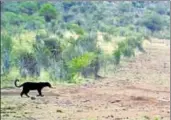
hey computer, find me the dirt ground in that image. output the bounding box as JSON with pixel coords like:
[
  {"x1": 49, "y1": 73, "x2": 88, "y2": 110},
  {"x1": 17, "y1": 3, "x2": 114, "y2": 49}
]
[{"x1": 1, "y1": 39, "x2": 170, "y2": 120}]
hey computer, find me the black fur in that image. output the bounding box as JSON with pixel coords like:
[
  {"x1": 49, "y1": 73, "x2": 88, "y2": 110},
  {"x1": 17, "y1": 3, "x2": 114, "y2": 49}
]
[{"x1": 14, "y1": 79, "x2": 52, "y2": 97}]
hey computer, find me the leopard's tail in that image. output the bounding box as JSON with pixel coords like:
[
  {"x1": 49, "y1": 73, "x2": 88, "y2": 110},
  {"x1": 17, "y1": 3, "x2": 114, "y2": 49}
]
[{"x1": 14, "y1": 79, "x2": 23, "y2": 88}]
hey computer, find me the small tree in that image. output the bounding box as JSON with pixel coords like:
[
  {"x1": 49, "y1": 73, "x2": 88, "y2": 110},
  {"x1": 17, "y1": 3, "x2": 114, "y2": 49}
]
[{"x1": 39, "y1": 3, "x2": 58, "y2": 22}]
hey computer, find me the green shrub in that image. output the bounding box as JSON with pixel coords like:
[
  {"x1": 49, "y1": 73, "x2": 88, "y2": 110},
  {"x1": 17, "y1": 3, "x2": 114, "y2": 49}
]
[
  {"x1": 19, "y1": 1, "x2": 38, "y2": 15},
  {"x1": 1, "y1": 32, "x2": 13, "y2": 73},
  {"x1": 118, "y1": 2, "x2": 132, "y2": 12},
  {"x1": 2, "y1": 12, "x2": 23, "y2": 25},
  {"x1": 154, "y1": 4, "x2": 167, "y2": 15},
  {"x1": 1, "y1": 67, "x2": 20, "y2": 88},
  {"x1": 39, "y1": 3, "x2": 58, "y2": 22},
  {"x1": 141, "y1": 12, "x2": 165, "y2": 33},
  {"x1": 68, "y1": 52, "x2": 96, "y2": 72},
  {"x1": 103, "y1": 34, "x2": 112, "y2": 42},
  {"x1": 67, "y1": 52, "x2": 96, "y2": 81},
  {"x1": 122, "y1": 45, "x2": 135, "y2": 57},
  {"x1": 3, "y1": 2, "x2": 20, "y2": 13},
  {"x1": 113, "y1": 34, "x2": 144, "y2": 65},
  {"x1": 1, "y1": 32, "x2": 12, "y2": 52},
  {"x1": 113, "y1": 49, "x2": 121, "y2": 65},
  {"x1": 39, "y1": 37, "x2": 63, "y2": 61},
  {"x1": 36, "y1": 29, "x2": 48, "y2": 40},
  {"x1": 67, "y1": 23, "x2": 85, "y2": 35}
]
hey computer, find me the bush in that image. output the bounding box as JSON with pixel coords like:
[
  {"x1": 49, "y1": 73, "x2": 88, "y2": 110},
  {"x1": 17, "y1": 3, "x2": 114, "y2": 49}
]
[
  {"x1": 1, "y1": 67, "x2": 20, "y2": 88},
  {"x1": 113, "y1": 34, "x2": 144, "y2": 65},
  {"x1": 154, "y1": 4, "x2": 167, "y2": 15},
  {"x1": 113, "y1": 49, "x2": 121, "y2": 65},
  {"x1": 3, "y1": 2, "x2": 20, "y2": 13},
  {"x1": 122, "y1": 45, "x2": 135, "y2": 57},
  {"x1": 132, "y1": 1, "x2": 144, "y2": 8},
  {"x1": 67, "y1": 52, "x2": 96, "y2": 72},
  {"x1": 141, "y1": 12, "x2": 164, "y2": 33},
  {"x1": 22, "y1": 15, "x2": 45, "y2": 30},
  {"x1": 103, "y1": 34, "x2": 112, "y2": 42},
  {"x1": 19, "y1": 1, "x2": 38, "y2": 15},
  {"x1": 1, "y1": 33, "x2": 13, "y2": 73},
  {"x1": 36, "y1": 29, "x2": 48, "y2": 40},
  {"x1": 43, "y1": 37, "x2": 62, "y2": 60},
  {"x1": 2, "y1": 12, "x2": 23, "y2": 25},
  {"x1": 39, "y1": 3, "x2": 58, "y2": 22},
  {"x1": 1, "y1": 32, "x2": 12, "y2": 52},
  {"x1": 67, "y1": 23, "x2": 85, "y2": 35},
  {"x1": 67, "y1": 52, "x2": 96, "y2": 81},
  {"x1": 19, "y1": 52, "x2": 38, "y2": 77},
  {"x1": 118, "y1": 2, "x2": 132, "y2": 13}
]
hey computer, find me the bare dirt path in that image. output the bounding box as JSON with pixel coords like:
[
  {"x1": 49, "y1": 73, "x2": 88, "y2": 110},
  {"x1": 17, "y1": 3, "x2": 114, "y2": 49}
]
[{"x1": 1, "y1": 40, "x2": 170, "y2": 120}]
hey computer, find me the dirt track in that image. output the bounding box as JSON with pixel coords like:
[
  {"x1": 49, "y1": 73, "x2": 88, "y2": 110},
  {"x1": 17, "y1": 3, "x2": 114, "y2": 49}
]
[{"x1": 1, "y1": 40, "x2": 170, "y2": 120}]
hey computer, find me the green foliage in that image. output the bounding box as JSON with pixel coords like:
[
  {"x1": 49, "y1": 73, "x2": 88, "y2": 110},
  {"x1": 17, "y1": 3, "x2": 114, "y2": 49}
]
[
  {"x1": 113, "y1": 49, "x2": 121, "y2": 65},
  {"x1": 1, "y1": 32, "x2": 12, "y2": 52},
  {"x1": 19, "y1": 51, "x2": 35, "y2": 61},
  {"x1": 117, "y1": 15, "x2": 133, "y2": 26},
  {"x1": 132, "y1": 1, "x2": 144, "y2": 8},
  {"x1": 33, "y1": 43, "x2": 50, "y2": 68},
  {"x1": 44, "y1": 37, "x2": 62, "y2": 59},
  {"x1": 39, "y1": 3, "x2": 58, "y2": 22},
  {"x1": 36, "y1": 29, "x2": 48, "y2": 39},
  {"x1": 1, "y1": 32, "x2": 13, "y2": 73},
  {"x1": 1, "y1": 67, "x2": 20, "y2": 88},
  {"x1": 68, "y1": 73, "x2": 84, "y2": 84},
  {"x1": 154, "y1": 4, "x2": 167, "y2": 15},
  {"x1": 2, "y1": 12, "x2": 23, "y2": 25},
  {"x1": 2, "y1": 2, "x2": 20, "y2": 13},
  {"x1": 116, "y1": 40, "x2": 135, "y2": 59},
  {"x1": 123, "y1": 45, "x2": 135, "y2": 57},
  {"x1": 68, "y1": 52, "x2": 96, "y2": 72},
  {"x1": 1, "y1": 1, "x2": 170, "y2": 86},
  {"x1": 19, "y1": 1, "x2": 38, "y2": 15},
  {"x1": 67, "y1": 52, "x2": 96, "y2": 81},
  {"x1": 127, "y1": 34, "x2": 145, "y2": 52},
  {"x1": 118, "y1": 2, "x2": 132, "y2": 12},
  {"x1": 21, "y1": 15, "x2": 45, "y2": 30},
  {"x1": 103, "y1": 34, "x2": 112, "y2": 42},
  {"x1": 13, "y1": 33, "x2": 35, "y2": 53},
  {"x1": 19, "y1": 52, "x2": 39, "y2": 77},
  {"x1": 38, "y1": 68, "x2": 51, "y2": 82},
  {"x1": 141, "y1": 12, "x2": 164, "y2": 33},
  {"x1": 67, "y1": 23, "x2": 84, "y2": 35},
  {"x1": 113, "y1": 34, "x2": 144, "y2": 65}
]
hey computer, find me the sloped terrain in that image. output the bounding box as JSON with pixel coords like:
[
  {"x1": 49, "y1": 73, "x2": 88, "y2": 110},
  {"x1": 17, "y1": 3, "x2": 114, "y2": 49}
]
[{"x1": 1, "y1": 39, "x2": 170, "y2": 120}]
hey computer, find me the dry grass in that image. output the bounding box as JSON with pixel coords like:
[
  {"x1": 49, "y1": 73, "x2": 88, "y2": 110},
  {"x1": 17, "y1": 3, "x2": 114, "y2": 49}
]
[{"x1": 1, "y1": 39, "x2": 170, "y2": 120}]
